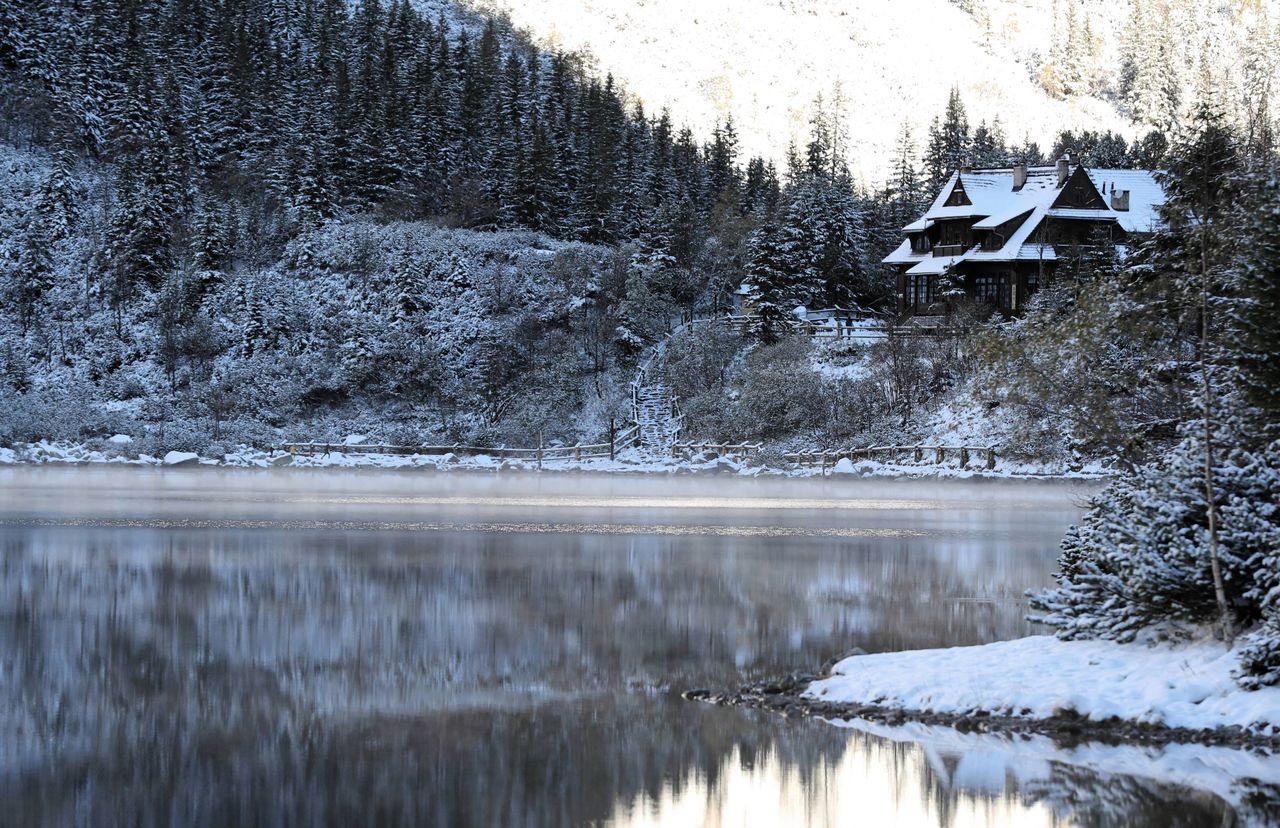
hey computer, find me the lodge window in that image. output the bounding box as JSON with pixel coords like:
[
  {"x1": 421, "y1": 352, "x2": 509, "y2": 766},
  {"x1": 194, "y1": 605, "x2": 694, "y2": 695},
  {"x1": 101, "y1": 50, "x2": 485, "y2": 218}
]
[
  {"x1": 974, "y1": 274, "x2": 1014, "y2": 309},
  {"x1": 910, "y1": 234, "x2": 931, "y2": 253},
  {"x1": 938, "y1": 222, "x2": 969, "y2": 247},
  {"x1": 974, "y1": 276, "x2": 999, "y2": 305},
  {"x1": 905, "y1": 275, "x2": 937, "y2": 309}
]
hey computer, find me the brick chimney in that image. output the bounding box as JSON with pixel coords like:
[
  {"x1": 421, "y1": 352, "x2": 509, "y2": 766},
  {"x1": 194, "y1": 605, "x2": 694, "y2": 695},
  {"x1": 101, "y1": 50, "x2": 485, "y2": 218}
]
[
  {"x1": 1056, "y1": 153, "x2": 1070, "y2": 187},
  {"x1": 1111, "y1": 189, "x2": 1130, "y2": 211},
  {"x1": 1012, "y1": 161, "x2": 1027, "y2": 191}
]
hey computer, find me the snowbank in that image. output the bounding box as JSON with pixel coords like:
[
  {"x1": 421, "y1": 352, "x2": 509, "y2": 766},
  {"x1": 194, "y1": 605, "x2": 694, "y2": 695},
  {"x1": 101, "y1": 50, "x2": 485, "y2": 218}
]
[
  {"x1": 0, "y1": 439, "x2": 1113, "y2": 480},
  {"x1": 807, "y1": 635, "x2": 1280, "y2": 736}
]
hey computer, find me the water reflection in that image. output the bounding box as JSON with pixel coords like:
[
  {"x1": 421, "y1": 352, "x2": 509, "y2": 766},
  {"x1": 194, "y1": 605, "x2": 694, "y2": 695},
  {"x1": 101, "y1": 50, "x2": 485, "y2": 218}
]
[
  {"x1": 606, "y1": 716, "x2": 1247, "y2": 828},
  {"x1": 0, "y1": 468, "x2": 1256, "y2": 826}
]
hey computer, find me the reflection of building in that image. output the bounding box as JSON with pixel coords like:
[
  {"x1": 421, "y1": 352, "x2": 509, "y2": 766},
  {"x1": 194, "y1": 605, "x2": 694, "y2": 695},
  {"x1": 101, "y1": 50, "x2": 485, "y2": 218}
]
[{"x1": 884, "y1": 156, "x2": 1165, "y2": 318}]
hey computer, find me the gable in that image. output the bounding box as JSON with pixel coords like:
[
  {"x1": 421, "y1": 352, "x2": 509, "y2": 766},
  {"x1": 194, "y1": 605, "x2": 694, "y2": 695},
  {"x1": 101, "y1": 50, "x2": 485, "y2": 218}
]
[
  {"x1": 943, "y1": 178, "x2": 972, "y2": 207},
  {"x1": 1052, "y1": 166, "x2": 1107, "y2": 210}
]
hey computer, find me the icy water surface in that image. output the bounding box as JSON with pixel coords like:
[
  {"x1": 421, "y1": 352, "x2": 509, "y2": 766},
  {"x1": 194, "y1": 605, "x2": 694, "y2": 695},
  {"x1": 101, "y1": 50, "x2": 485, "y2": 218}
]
[{"x1": 0, "y1": 466, "x2": 1265, "y2": 826}]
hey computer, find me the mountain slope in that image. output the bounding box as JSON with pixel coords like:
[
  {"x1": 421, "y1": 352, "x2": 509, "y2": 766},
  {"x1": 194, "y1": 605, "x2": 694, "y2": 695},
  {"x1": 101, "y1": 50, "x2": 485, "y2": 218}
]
[
  {"x1": 463, "y1": 0, "x2": 1280, "y2": 182},
  {"x1": 462, "y1": 0, "x2": 1131, "y2": 181}
]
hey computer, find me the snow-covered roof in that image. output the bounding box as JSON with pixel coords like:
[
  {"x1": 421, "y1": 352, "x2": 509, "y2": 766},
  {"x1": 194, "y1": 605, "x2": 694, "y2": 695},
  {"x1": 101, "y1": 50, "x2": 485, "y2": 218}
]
[
  {"x1": 889, "y1": 164, "x2": 1165, "y2": 267},
  {"x1": 1046, "y1": 207, "x2": 1119, "y2": 220},
  {"x1": 962, "y1": 203, "x2": 1046, "y2": 262},
  {"x1": 1085, "y1": 168, "x2": 1164, "y2": 233},
  {"x1": 972, "y1": 206, "x2": 1034, "y2": 230},
  {"x1": 920, "y1": 168, "x2": 1060, "y2": 224},
  {"x1": 882, "y1": 238, "x2": 929, "y2": 265},
  {"x1": 906, "y1": 256, "x2": 961, "y2": 275},
  {"x1": 1015, "y1": 243, "x2": 1057, "y2": 261}
]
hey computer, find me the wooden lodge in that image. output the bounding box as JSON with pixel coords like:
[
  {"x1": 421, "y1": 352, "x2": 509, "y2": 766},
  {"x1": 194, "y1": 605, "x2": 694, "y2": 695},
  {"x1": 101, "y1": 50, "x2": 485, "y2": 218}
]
[{"x1": 884, "y1": 155, "x2": 1165, "y2": 318}]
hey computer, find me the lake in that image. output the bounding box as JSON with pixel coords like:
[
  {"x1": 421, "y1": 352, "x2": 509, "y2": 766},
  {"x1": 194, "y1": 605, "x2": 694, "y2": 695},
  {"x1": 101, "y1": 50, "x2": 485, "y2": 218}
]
[{"x1": 0, "y1": 466, "x2": 1257, "y2": 826}]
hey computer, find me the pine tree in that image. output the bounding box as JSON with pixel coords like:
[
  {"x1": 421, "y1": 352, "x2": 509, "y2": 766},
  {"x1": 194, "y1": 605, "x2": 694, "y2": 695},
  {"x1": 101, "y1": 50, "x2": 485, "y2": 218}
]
[
  {"x1": 1124, "y1": 2, "x2": 1182, "y2": 129},
  {"x1": 891, "y1": 121, "x2": 922, "y2": 209},
  {"x1": 706, "y1": 117, "x2": 740, "y2": 198},
  {"x1": 924, "y1": 116, "x2": 947, "y2": 190},
  {"x1": 1230, "y1": 175, "x2": 1280, "y2": 444},
  {"x1": 13, "y1": 218, "x2": 55, "y2": 334},
  {"x1": 925, "y1": 88, "x2": 971, "y2": 189},
  {"x1": 743, "y1": 223, "x2": 792, "y2": 345},
  {"x1": 742, "y1": 156, "x2": 779, "y2": 218}
]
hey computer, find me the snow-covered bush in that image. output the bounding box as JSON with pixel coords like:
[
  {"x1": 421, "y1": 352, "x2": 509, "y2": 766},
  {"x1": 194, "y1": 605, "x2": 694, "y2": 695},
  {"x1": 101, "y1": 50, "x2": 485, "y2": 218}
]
[{"x1": 734, "y1": 338, "x2": 828, "y2": 441}]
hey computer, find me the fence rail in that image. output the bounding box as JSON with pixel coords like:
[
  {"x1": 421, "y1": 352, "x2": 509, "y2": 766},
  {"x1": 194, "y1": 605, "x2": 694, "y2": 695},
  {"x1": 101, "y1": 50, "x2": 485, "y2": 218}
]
[
  {"x1": 786, "y1": 444, "x2": 997, "y2": 471},
  {"x1": 670, "y1": 441, "x2": 763, "y2": 459},
  {"x1": 283, "y1": 431, "x2": 627, "y2": 464},
  {"x1": 712, "y1": 314, "x2": 888, "y2": 340}
]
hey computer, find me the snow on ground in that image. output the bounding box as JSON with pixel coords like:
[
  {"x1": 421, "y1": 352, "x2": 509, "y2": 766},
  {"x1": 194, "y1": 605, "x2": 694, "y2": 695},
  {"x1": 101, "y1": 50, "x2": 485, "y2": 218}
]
[
  {"x1": 807, "y1": 635, "x2": 1280, "y2": 735},
  {"x1": 810, "y1": 349, "x2": 872, "y2": 383},
  {"x1": 0, "y1": 440, "x2": 1113, "y2": 479}
]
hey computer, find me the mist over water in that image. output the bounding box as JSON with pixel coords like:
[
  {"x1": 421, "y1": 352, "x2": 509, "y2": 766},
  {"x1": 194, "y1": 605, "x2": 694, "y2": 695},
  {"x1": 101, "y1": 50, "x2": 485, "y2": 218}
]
[{"x1": 0, "y1": 467, "x2": 1248, "y2": 826}]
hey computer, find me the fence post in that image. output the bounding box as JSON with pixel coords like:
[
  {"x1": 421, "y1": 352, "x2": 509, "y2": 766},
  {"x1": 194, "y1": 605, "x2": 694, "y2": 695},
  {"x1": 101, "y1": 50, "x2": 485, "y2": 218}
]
[
  {"x1": 987, "y1": 447, "x2": 996, "y2": 470},
  {"x1": 936, "y1": 447, "x2": 944, "y2": 464},
  {"x1": 960, "y1": 447, "x2": 969, "y2": 468},
  {"x1": 914, "y1": 445, "x2": 922, "y2": 463},
  {"x1": 537, "y1": 431, "x2": 543, "y2": 470},
  {"x1": 609, "y1": 419, "x2": 616, "y2": 461}
]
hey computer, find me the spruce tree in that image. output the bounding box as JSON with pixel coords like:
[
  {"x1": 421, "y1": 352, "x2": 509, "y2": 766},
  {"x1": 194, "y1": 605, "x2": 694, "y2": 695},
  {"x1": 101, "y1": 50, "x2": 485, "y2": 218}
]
[
  {"x1": 743, "y1": 223, "x2": 793, "y2": 345},
  {"x1": 1231, "y1": 175, "x2": 1280, "y2": 444}
]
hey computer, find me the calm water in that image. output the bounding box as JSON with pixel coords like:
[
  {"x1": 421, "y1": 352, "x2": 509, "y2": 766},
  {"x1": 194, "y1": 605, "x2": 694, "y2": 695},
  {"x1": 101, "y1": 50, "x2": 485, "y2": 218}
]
[{"x1": 0, "y1": 466, "x2": 1266, "y2": 827}]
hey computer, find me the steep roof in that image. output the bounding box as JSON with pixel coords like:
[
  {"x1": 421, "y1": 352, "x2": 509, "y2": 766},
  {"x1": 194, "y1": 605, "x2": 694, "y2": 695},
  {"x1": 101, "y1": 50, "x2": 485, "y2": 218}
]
[
  {"x1": 918, "y1": 167, "x2": 1059, "y2": 225},
  {"x1": 1085, "y1": 168, "x2": 1164, "y2": 233},
  {"x1": 889, "y1": 163, "x2": 1165, "y2": 269}
]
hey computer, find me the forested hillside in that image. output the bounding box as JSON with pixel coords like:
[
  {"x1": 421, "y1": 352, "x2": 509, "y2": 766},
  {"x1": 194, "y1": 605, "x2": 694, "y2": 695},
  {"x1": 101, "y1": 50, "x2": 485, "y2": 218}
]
[
  {"x1": 0, "y1": 0, "x2": 914, "y2": 454},
  {"x1": 0, "y1": 0, "x2": 778, "y2": 452}
]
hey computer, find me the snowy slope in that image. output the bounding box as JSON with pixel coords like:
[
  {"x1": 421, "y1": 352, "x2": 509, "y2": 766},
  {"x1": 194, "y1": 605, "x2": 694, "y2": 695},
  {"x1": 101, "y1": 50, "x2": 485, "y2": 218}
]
[{"x1": 459, "y1": 0, "x2": 1131, "y2": 182}]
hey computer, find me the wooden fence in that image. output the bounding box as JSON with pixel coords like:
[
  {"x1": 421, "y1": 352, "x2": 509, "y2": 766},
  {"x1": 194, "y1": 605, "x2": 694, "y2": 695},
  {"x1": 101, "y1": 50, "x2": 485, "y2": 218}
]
[
  {"x1": 786, "y1": 445, "x2": 998, "y2": 471},
  {"x1": 711, "y1": 314, "x2": 887, "y2": 341},
  {"x1": 284, "y1": 421, "x2": 639, "y2": 466},
  {"x1": 670, "y1": 441, "x2": 763, "y2": 459}
]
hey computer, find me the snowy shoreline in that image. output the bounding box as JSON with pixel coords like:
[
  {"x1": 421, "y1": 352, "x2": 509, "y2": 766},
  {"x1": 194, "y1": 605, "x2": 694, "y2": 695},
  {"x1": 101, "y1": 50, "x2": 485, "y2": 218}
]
[
  {"x1": 694, "y1": 635, "x2": 1280, "y2": 749},
  {"x1": 809, "y1": 636, "x2": 1280, "y2": 738},
  {"x1": 0, "y1": 439, "x2": 1116, "y2": 481}
]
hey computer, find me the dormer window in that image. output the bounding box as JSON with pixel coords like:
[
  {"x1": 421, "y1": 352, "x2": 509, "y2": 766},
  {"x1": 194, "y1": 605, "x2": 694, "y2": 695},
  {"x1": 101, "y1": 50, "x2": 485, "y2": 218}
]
[{"x1": 943, "y1": 179, "x2": 972, "y2": 207}]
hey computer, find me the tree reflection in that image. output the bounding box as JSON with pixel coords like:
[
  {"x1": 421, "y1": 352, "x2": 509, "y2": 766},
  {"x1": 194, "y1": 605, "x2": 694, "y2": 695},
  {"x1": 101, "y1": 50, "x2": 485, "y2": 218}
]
[{"x1": 0, "y1": 513, "x2": 1245, "y2": 826}]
